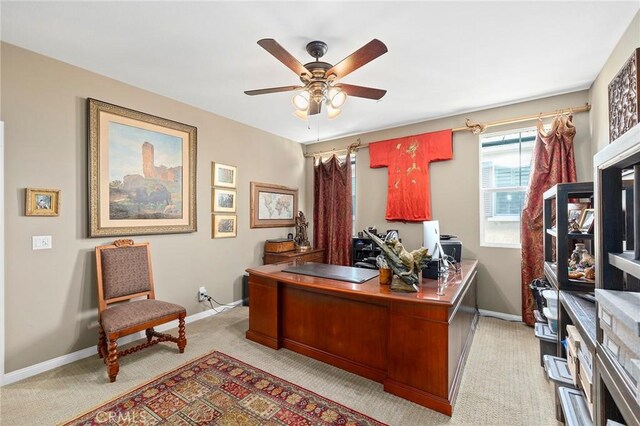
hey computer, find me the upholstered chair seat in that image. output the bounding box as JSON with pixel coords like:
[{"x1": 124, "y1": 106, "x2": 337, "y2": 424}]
[
  {"x1": 101, "y1": 300, "x2": 186, "y2": 334},
  {"x1": 95, "y1": 240, "x2": 187, "y2": 382}
]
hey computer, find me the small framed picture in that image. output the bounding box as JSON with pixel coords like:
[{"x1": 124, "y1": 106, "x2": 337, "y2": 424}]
[
  {"x1": 579, "y1": 209, "x2": 595, "y2": 233},
  {"x1": 25, "y1": 188, "x2": 60, "y2": 216},
  {"x1": 212, "y1": 162, "x2": 237, "y2": 188},
  {"x1": 568, "y1": 208, "x2": 584, "y2": 224},
  {"x1": 212, "y1": 214, "x2": 237, "y2": 238},
  {"x1": 212, "y1": 188, "x2": 236, "y2": 213}
]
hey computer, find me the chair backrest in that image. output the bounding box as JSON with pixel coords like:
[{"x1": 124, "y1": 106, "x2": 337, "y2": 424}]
[{"x1": 95, "y1": 240, "x2": 156, "y2": 313}]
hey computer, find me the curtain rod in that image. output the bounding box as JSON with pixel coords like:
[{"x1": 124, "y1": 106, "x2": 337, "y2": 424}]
[{"x1": 303, "y1": 102, "x2": 591, "y2": 158}]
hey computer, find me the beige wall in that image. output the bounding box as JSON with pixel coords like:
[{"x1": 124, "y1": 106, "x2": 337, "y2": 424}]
[
  {"x1": 589, "y1": 11, "x2": 639, "y2": 153},
  {"x1": 1, "y1": 43, "x2": 305, "y2": 372},
  {"x1": 305, "y1": 91, "x2": 592, "y2": 317}
]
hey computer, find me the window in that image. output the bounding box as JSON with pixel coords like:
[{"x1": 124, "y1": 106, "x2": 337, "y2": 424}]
[{"x1": 480, "y1": 128, "x2": 535, "y2": 247}]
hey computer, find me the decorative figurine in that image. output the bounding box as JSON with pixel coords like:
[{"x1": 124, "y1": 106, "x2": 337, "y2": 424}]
[
  {"x1": 363, "y1": 229, "x2": 431, "y2": 292},
  {"x1": 294, "y1": 211, "x2": 311, "y2": 250},
  {"x1": 568, "y1": 219, "x2": 581, "y2": 233}
]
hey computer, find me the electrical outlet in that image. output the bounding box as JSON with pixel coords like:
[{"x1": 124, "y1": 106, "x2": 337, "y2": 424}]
[
  {"x1": 32, "y1": 235, "x2": 52, "y2": 250},
  {"x1": 198, "y1": 286, "x2": 208, "y2": 302}
]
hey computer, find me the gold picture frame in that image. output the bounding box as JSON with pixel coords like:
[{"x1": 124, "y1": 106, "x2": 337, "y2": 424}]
[
  {"x1": 212, "y1": 162, "x2": 237, "y2": 188},
  {"x1": 212, "y1": 214, "x2": 237, "y2": 238},
  {"x1": 88, "y1": 98, "x2": 197, "y2": 237},
  {"x1": 250, "y1": 182, "x2": 297, "y2": 228},
  {"x1": 212, "y1": 188, "x2": 236, "y2": 213},
  {"x1": 25, "y1": 188, "x2": 60, "y2": 216}
]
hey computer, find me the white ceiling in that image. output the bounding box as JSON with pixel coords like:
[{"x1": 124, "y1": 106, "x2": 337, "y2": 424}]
[{"x1": 1, "y1": 1, "x2": 638, "y2": 144}]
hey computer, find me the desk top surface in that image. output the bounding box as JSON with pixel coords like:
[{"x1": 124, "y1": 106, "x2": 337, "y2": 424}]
[{"x1": 247, "y1": 259, "x2": 478, "y2": 307}]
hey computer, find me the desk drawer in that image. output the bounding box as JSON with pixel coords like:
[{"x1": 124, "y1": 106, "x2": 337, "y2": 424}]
[{"x1": 296, "y1": 251, "x2": 324, "y2": 263}]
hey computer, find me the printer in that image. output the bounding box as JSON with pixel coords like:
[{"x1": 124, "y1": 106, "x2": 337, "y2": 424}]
[{"x1": 440, "y1": 238, "x2": 462, "y2": 262}]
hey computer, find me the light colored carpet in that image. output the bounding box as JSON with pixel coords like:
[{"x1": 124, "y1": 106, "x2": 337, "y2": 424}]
[{"x1": 0, "y1": 307, "x2": 558, "y2": 425}]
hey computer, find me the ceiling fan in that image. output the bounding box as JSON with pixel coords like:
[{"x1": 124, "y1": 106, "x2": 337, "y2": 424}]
[{"x1": 245, "y1": 38, "x2": 388, "y2": 120}]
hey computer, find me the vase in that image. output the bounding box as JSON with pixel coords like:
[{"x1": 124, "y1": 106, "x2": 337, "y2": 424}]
[{"x1": 571, "y1": 243, "x2": 588, "y2": 265}]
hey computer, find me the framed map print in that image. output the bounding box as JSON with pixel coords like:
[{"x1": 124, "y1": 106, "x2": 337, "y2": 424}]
[{"x1": 250, "y1": 182, "x2": 297, "y2": 228}]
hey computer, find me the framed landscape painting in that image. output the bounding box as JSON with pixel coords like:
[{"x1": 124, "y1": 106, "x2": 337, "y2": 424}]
[
  {"x1": 250, "y1": 182, "x2": 297, "y2": 228},
  {"x1": 88, "y1": 98, "x2": 197, "y2": 237}
]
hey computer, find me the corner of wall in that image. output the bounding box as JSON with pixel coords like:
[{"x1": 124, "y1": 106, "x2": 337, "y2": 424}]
[{"x1": 0, "y1": 121, "x2": 5, "y2": 384}]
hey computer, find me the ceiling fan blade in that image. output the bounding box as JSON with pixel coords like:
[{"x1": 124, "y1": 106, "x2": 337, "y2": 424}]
[
  {"x1": 244, "y1": 85, "x2": 303, "y2": 96},
  {"x1": 257, "y1": 39, "x2": 311, "y2": 78},
  {"x1": 309, "y1": 99, "x2": 321, "y2": 115},
  {"x1": 324, "y1": 39, "x2": 388, "y2": 79},
  {"x1": 336, "y1": 83, "x2": 387, "y2": 100}
]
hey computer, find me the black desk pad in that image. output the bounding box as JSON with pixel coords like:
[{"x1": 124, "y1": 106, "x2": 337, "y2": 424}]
[{"x1": 283, "y1": 263, "x2": 379, "y2": 284}]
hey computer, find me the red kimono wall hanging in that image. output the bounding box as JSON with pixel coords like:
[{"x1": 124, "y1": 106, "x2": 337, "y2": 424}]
[{"x1": 369, "y1": 129, "x2": 453, "y2": 221}]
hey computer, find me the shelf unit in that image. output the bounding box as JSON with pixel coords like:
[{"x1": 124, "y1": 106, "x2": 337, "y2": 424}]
[
  {"x1": 593, "y1": 123, "x2": 640, "y2": 426},
  {"x1": 543, "y1": 182, "x2": 597, "y2": 424},
  {"x1": 352, "y1": 236, "x2": 382, "y2": 266},
  {"x1": 543, "y1": 182, "x2": 595, "y2": 293}
]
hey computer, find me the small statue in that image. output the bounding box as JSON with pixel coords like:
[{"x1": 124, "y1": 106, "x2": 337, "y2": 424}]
[
  {"x1": 294, "y1": 211, "x2": 310, "y2": 250},
  {"x1": 363, "y1": 229, "x2": 431, "y2": 292},
  {"x1": 568, "y1": 219, "x2": 581, "y2": 233}
]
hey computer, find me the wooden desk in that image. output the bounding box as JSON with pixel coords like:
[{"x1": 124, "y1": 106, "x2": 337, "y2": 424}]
[
  {"x1": 246, "y1": 260, "x2": 479, "y2": 416},
  {"x1": 263, "y1": 248, "x2": 325, "y2": 265}
]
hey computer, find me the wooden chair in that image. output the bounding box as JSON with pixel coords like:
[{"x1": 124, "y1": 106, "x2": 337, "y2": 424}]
[{"x1": 95, "y1": 239, "x2": 186, "y2": 382}]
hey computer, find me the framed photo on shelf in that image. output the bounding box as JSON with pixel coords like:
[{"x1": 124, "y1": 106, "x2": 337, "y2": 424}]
[
  {"x1": 567, "y1": 202, "x2": 589, "y2": 232},
  {"x1": 212, "y1": 162, "x2": 237, "y2": 188},
  {"x1": 250, "y1": 182, "x2": 297, "y2": 228},
  {"x1": 212, "y1": 214, "x2": 237, "y2": 238},
  {"x1": 88, "y1": 98, "x2": 197, "y2": 237},
  {"x1": 212, "y1": 188, "x2": 236, "y2": 213},
  {"x1": 25, "y1": 188, "x2": 60, "y2": 216},
  {"x1": 579, "y1": 208, "x2": 595, "y2": 233}
]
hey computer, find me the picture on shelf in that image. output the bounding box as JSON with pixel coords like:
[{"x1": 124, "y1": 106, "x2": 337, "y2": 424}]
[
  {"x1": 568, "y1": 208, "x2": 583, "y2": 224},
  {"x1": 579, "y1": 208, "x2": 595, "y2": 233},
  {"x1": 567, "y1": 202, "x2": 589, "y2": 232}
]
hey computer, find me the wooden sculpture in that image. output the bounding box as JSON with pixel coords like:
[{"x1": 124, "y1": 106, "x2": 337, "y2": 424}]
[{"x1": 363, "y1": 229, "x2": 431, "y2": 292}]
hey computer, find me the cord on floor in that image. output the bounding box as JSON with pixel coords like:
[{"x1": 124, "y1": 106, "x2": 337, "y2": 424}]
[{"x1": 204, "y1": 295, "x2": 236, "y2": 314}]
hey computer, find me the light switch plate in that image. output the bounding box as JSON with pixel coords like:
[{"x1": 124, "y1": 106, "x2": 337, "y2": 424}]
[{"x1": 32, "y1": 235, "x2": 52, "y2": 250}]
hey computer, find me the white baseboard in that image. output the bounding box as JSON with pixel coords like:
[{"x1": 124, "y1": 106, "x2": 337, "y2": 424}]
[
  {"x1": 1, "y1": 301, "x2": 242, "y2": 386},
  {"x1": 479, "y1": 309, "x2": 522, "y2": 322}
]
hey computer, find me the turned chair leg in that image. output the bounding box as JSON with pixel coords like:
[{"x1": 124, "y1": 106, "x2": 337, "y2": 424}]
[
  {"x1": 98, "y1": 326, "x2": 106, "y2": 359},
  {"x1": 106, "y1": 337, "x2": 119, "y2": 383},
  {"x1": 178, "y1": 314, "x2": 187, "y2": 353},
  {"x1": 145, "y1": 328, "x2": 154, "y2": 343}
]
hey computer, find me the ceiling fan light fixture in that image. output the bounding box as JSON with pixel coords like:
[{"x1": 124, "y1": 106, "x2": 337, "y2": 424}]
[
  {"x1": 292, "y1": 90, "x2": 310, "y2": 111},
  {"x1": 293, "y1": 109, "x2": 308, "y2": 121},
  {"x1": 326, "y1": 104, "x2": 342, "y2": 120},
  {"x1": 327, "y1": 87, "x2": 347, "y2": 109}
]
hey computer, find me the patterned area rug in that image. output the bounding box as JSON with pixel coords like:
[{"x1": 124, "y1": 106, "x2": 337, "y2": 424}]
[{"x1": 64, "y1": 351, "x2": 385, "y2": 425}]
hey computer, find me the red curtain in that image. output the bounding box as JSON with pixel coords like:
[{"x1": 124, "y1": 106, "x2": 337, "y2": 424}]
[
  {"x1": 313, "y1": 154, "x2": 352, "y2": 265},
  {"x1": 521, "y1": 115, "x2": 577, "y2": 325}
]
